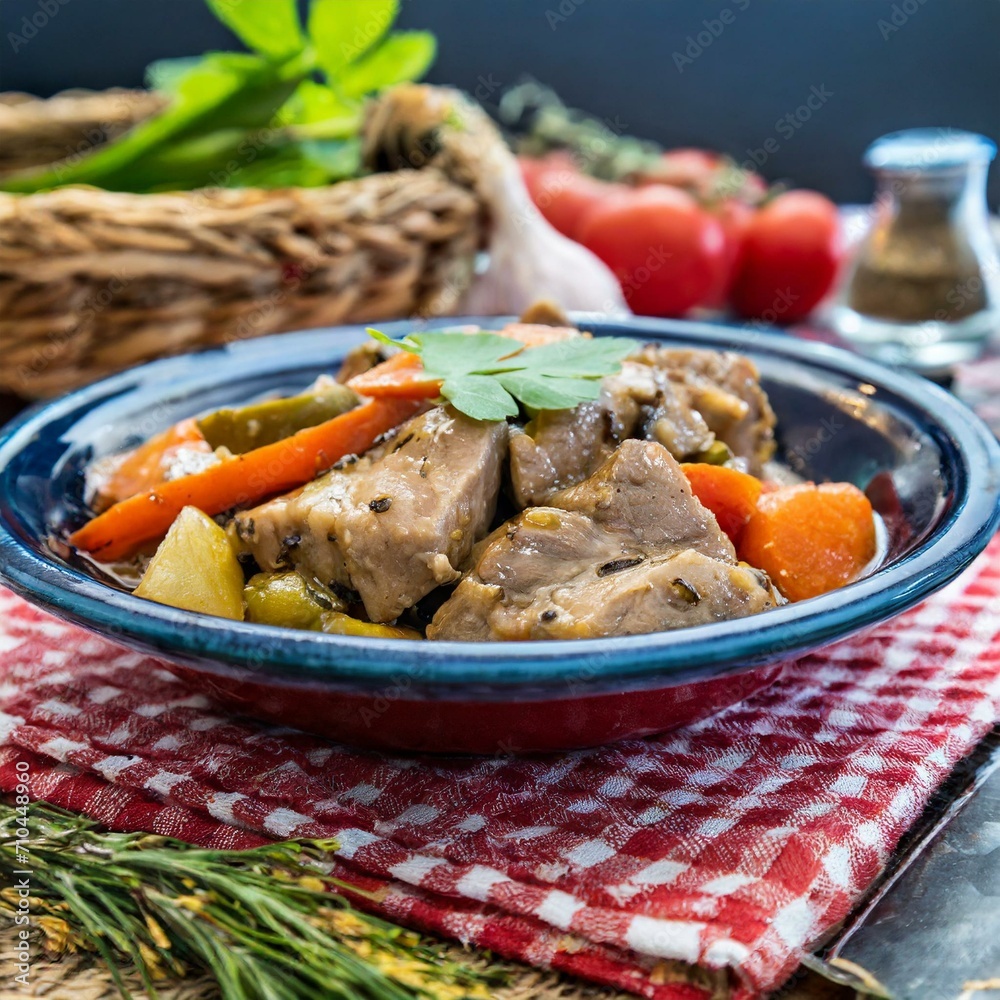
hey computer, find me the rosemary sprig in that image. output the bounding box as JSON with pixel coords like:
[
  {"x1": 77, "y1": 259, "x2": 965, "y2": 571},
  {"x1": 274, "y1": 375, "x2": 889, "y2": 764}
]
[{"x1": 0, "y1": 800, "x2": 502, "y2": 1000}]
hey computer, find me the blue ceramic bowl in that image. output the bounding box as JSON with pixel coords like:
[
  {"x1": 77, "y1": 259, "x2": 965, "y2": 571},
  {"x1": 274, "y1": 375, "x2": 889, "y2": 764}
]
[{"x1": 1, "y1": 317, "x2": 998, "y2": 753}]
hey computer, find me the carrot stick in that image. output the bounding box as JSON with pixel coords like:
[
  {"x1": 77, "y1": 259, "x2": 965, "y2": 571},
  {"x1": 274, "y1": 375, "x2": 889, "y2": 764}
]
[
  {"x1": 70, "y1": 396, "x2": 422, "y2": 562},
  {"x1": 346, "y1": 324, "x2": 578, "y2": 400},
  {"x1": 95, "y1": 417, "x2": 209, "y2": 511},
  {"x1": 347, "y1": 352, "x2": 442, "y2": 400}
]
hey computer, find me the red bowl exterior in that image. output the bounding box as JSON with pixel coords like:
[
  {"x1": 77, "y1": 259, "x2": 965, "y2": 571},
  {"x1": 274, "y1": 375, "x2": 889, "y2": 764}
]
[
  {"x1": 166, "y1": 663, "x2": 785, "y2": 754},
  {"x1": 5, "y1": 316, "x2": 999, "y2": 756}
]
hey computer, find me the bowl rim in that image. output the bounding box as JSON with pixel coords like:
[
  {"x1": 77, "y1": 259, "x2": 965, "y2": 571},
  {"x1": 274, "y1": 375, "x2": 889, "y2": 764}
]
[{"x1": 1, "y1": 314, "x2": 998, "y2": 692}]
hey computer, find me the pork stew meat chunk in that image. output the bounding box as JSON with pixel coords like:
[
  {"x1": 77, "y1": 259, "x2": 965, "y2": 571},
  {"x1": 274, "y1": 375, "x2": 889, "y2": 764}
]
[
  {"x1": 428, "y1": 439, "x2": 778, "y2": 641},
  {"x1": 509, "y1": 347, "x2": 776, "y2": 507},
  {"x1": 236, "y1": 407, "x2": 508, "y2": 623}
]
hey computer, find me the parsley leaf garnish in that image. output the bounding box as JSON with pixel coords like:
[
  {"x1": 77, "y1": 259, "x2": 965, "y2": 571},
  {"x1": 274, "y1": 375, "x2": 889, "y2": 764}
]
[{"x1": 366, "y1": 328, "x2": 638, "y2": 421}]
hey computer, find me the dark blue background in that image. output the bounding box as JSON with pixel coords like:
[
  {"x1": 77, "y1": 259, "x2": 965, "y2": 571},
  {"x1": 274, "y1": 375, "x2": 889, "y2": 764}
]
[{"x1": 2, "y1": 0, "x2": 997, "y2": 205}]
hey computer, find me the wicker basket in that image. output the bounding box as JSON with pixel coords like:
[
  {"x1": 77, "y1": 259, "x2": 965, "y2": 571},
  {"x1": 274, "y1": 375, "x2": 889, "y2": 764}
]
[{"x1": 0, "y1": 85, "x2": 494, "y2": 398}]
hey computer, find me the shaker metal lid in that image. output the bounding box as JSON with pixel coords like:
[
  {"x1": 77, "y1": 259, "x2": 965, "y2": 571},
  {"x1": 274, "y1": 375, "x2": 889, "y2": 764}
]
[{"x1": 864, "y1": 128, "x2": 997, "y2": 172}]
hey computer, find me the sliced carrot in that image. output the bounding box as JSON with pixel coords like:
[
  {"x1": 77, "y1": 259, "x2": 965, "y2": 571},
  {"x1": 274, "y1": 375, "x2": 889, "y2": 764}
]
[
  {"x1": 738, "y1": 482, "x2": 876, "y2": 602},
  {"x1": 95, "y1": 418, "x2": 209, "y2": 511},
  {"x1": 70, "y1": 396, "x2": 423, "y2": 563},
  {"x1": 347, "y1": 351, "x2": 442, "y2": 400},
  {"x1": 681, "y1": 463, "x2": 763, "y2": 545},
  {"x1": 497, "y1": 323, "x2": 581, "y2": 347}
]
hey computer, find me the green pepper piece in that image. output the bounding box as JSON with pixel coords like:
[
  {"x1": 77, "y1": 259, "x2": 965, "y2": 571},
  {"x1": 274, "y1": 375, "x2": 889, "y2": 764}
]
[
  {"x1": 198, "y1": 383, "x2": 358, "y2": 454},
  {"x1": 244, "y1": 572, "x2": 421, "y2": 638},
  {"x1": 319, "y1": 611, "x2": 422, "y2": 640},
  {"x1": 243, "y1": 571, "x2": 343, "y2": 630},
  {"x1": 690, "y1": 439, "x2": 734, "y2": 466}
]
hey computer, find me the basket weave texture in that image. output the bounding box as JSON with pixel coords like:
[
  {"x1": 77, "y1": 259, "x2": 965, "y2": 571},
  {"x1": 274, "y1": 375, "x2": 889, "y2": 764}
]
[
  {"x1": 0, "y1": 86, "x2": 488, "y2": 398},
  {"x1": 0, "y1": 88, "x2": 166, "y2": 175}
]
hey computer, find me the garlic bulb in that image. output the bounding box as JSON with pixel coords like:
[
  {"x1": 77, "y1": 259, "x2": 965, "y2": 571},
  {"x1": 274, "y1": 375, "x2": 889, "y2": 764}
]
[
  {"x1": 363, "y1": 85, "x2": 629, "y2": 319},
  {"x1": 460, "y1": 151, "x2": 629, "y2": 317}
]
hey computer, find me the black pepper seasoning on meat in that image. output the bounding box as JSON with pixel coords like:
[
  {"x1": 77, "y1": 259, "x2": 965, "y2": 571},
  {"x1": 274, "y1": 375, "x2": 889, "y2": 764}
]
[
  {"x1": 369, "y1": 496, "x2": 392, "y2": 513},
  {"x1": 596, "y1": 555, "x2": 645, "y2": 577},
  {"x1": 671, "y1": 578, "x2": 701, "y2": 604}
]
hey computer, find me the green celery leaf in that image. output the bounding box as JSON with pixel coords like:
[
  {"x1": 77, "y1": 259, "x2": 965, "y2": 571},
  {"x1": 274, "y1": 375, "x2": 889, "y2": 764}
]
[
  {"x1": 497, "y1": 372, "x2": 603, "y2": 411},
  {"x1": 366, "y1": 328, "x2": 420, "y2": 354},
  {"x1": 519, "y1": 336, "x2": 640, "y2": 376},
  {"x1": 145, "y1": 56, "x2": 201, "y2": 95},
  {"x1": 440, "y1": 376, "x2": 519, "y2": 422},
  {"x1": 284, "y1": 79, "x2": 357, "y2": 125},
  {"x1": 0, "y1": 50, "x2": 310, "y2": 193},
  {"x1": 365, "y1": 330, "x2": 631, "y2": 419},
  {"x1": 308, "y1": 0, "x2": 398, "y2": 81},
  {"x1": 298, "y1": 138, "x2": 362, "y2": 182},
  {"x1": 206, "y1": 0, "x2": 305, "y2": 59},
  {"x1": 339, "y1": 31, "x2": 437, "y2": 98},
  {"x1": 414, "y1": 332, "x2": 526, "y2": 379},
  {"x1": 168, "y1": 51, "x2": 308, "y2": 138},
  {"x1": 100, "y1": 128, "x2": 256, "y2": 192},
  {"x1": 209, "y1": 139, "x2": 326, "y2": 189}
]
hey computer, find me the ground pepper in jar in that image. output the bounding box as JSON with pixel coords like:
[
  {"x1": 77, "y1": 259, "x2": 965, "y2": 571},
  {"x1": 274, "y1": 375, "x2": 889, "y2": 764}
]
[{"x1": 835, "y1": 129, "x2": 1000, "y2": 371}]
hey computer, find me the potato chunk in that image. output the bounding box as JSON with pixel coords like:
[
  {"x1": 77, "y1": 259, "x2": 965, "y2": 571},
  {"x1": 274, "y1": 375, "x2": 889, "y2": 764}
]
[{"x1": 134, "y1": 506, "x2": 244, "y2": 620}]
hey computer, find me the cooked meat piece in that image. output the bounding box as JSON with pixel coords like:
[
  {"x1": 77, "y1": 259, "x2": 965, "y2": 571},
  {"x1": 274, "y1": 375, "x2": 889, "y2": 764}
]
[
  {"x1": 508, "y1": 346, "x2": 776, "y2": 507},
  {"x1": 236, "y1": 407, "x2": 508, "y2": 623},
  {"x1": 508, "y1": 360, "x2": 657, "y2": 507},
  {"x1": 518, "y1": 299, "x2": 571, "y2": 326},
  {"x1": 429, "y1": 440, "x2": 778, "y2": 641},
  {"x1": 335, "y1": 341, "x2": 394, "y2": 383},
  {"x1": 631, "y1": 346, "x2": 776, "y2": 470},
  {"x1": 613, "y1": 359, "x2": 715, "y2": 460},
  {"x1": 510, "y1": 402, "x2": 612, "y2": 507},
  {"x1": 551, "y1": 440, "x2": 735, "y2": 562}
]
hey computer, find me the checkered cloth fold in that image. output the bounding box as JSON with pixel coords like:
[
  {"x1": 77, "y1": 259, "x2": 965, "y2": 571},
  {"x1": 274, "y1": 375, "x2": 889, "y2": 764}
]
[{"x1": 2, "y1": 537, "x2": 999, "y2": 998}]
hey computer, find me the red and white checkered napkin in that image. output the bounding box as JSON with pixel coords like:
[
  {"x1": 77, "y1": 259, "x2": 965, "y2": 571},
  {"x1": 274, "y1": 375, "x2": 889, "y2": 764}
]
[{"x1": 2, "y1": 538, "x2": 1000, "y2": 999}]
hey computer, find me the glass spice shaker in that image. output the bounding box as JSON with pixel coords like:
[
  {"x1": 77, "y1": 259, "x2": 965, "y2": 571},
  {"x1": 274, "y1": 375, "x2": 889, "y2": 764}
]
[{"x1": 833, "y1": 128, "x2": 999, "y2": 373}]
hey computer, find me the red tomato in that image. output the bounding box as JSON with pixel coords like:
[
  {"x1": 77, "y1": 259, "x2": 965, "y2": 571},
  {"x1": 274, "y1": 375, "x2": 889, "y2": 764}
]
[
  {"x1": 517, "y1": 154, "x2": 554, "y2": 191},
  {"x1": 577, "y1": 187, "x2": 727, "y2": 317},
  {"x1": 637, "y1": 149, "x2": 768, "y2": 204},
  {"x1": 729, "y1": 190, "x2": 842, "y2": 323},
  {"x1": 705, "y1": 198, "x2": 754, "y2": 308},
  {"x1": 519, "y1": 153, "x2": 623, "y2": 240},
  {"x1": 658, "y1": 148, "x2": 723, "y2": 189}
]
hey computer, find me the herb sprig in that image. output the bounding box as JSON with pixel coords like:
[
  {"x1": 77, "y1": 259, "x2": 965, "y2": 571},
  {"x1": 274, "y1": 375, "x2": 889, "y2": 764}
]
[
  {"x1": 0, "y1": 0, "x2": 436, "y2": 194},
  {"x1": 368, "y1": 328, "x2": 638, "y2": 421},
  {"x1": 0, "y1": 799, "x2": 502, "y2": 1000}
]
